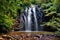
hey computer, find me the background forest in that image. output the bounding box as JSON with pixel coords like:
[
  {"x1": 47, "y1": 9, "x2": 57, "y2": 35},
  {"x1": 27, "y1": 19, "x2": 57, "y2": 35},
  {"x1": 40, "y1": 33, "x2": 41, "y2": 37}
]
[{"x1": 0, "y1": 0, "x2": 60, "y2": 36}]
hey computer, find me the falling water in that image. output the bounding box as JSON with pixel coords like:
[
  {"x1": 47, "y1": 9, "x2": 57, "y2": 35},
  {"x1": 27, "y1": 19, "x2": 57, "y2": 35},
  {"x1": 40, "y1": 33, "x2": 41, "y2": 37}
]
[
  {"x1": 16, "y1": 4, "x2": 45, "y2": 32},
  {"x1": 25, "y1": 7, "x2": 32, "y2": 31},
  {"x1": 32, "y1": 5, "x2": 38, "y2": 31}
]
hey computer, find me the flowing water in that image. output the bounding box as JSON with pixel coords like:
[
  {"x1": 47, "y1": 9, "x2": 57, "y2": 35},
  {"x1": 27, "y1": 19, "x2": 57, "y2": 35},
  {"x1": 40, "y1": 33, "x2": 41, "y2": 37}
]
[
  {"x1": 25, "y1": 7, "x2": 32, "y2": 31},
  {"x1": 32, "y1": 5, "x2": 38, "y2": 31},
  {"x1": 19, "y1": 4, "x2": 44, "y2": 32}
]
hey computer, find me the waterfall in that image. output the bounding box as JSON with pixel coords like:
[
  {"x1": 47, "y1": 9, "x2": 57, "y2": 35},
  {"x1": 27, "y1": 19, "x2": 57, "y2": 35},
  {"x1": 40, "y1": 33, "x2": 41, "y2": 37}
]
[
  {"x1": 15, "y1": 4, "x2": 45, "y2": 32},
  {"x1": 25, "y1": 7, "x2": 32, "y2": 31},
  {"x1": 31, "y1": 5, "x2": 38, "y2": 31}
]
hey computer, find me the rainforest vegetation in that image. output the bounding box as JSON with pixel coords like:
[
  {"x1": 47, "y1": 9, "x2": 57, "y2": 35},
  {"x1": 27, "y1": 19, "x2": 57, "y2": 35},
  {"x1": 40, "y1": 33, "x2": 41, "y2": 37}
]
[{"x1": 0, "y1": 0, "x2": 60, "y2": 36}]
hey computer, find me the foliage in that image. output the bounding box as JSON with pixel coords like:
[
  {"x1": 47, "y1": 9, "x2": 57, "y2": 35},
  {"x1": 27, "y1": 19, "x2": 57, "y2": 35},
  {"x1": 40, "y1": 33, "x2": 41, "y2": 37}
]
[
  {"x1": 53, "y1": 0, "x2": 60, "y2": 13},
  {"x1": 0, "y1": 0, "x2": 17, "y2": 33},
  {"x1": 0, "y1": 14, "x2": 14, "y2": 33},
  {"x1": 40, "y1": 0, "x2": 60, "y2": 32},
  {"x1": 56, "y1": 29, "x2": 60, "y2": 36}
]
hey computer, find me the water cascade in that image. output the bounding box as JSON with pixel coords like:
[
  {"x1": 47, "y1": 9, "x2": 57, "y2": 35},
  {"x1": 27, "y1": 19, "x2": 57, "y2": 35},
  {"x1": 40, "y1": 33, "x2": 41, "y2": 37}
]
[
  {"x1": 32, "y1": 5, "x2": 38, "y2": 31},
  {"x1": 25, "y1": 7, "x2": 32, "y2": 31},
  {"x1": 15, "y1": 4, "x2": 45, "y2": 32}
]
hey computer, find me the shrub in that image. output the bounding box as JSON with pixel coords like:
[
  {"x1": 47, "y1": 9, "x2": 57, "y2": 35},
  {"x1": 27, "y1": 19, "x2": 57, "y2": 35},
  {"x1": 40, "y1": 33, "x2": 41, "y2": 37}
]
[{"x1": 0, "y1": 14, "x2": 14, "y2": 33}]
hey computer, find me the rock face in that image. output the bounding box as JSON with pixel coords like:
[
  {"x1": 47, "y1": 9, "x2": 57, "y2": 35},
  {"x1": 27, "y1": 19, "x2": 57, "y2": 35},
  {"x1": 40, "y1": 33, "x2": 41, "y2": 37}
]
[
  {"x1": 13, "y1": 16, "x2": 20, "y2": 31},
  {"x1": 1, "y1": 32, "x2": 60, "y2": 40}
]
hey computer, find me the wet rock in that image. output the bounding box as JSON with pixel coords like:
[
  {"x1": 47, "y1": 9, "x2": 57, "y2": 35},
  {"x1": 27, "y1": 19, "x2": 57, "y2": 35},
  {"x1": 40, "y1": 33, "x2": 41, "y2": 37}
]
[
  {"x1": 2, "y1": 35, "x2": 13, "y2": 40},
  {"x1": 0, "y1": 33, "x2": 60, "y2": 40}
]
